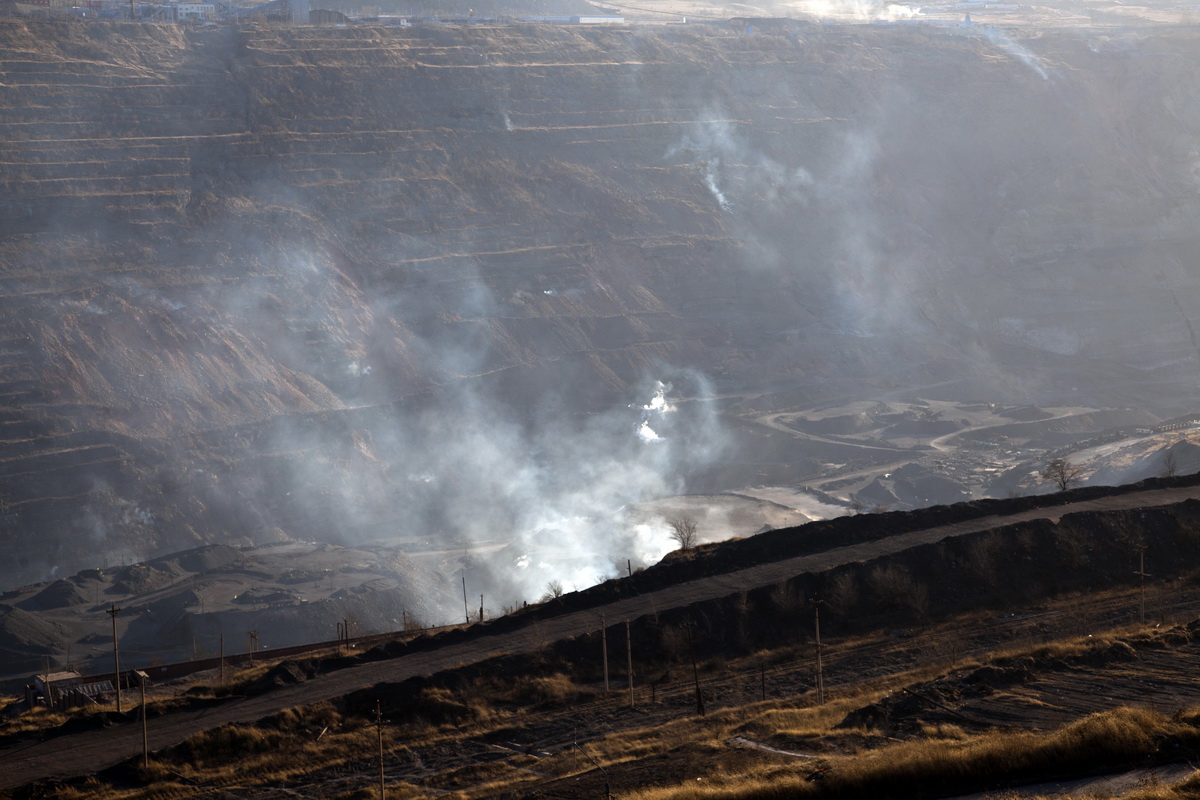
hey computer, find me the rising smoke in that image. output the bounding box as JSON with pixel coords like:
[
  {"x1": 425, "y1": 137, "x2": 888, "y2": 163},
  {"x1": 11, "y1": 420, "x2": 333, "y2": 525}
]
[
  {"x1": 135, "y1": 216, "x2": 733, "y2": 617},
  {"x1": 250, "y1": 363, "x2": 728, "y2": 615}
]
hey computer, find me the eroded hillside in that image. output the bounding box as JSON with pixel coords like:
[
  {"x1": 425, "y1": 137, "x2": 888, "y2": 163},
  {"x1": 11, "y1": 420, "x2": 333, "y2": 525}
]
[{"x1": 4, "y1": 19, "x2": 1200, "y2": 596}]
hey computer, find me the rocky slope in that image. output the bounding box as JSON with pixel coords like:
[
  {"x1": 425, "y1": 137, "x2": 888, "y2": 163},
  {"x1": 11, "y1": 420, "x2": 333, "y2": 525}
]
[{"x1": 4, "y1": 19, "x2": 1200, "y2": 593}]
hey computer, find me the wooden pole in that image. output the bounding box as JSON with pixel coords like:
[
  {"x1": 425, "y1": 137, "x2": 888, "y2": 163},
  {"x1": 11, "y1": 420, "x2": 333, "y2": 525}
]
[
  {"x1": 140, "y1": 673, "x2": 148, "y2": 768},
  {"x1": 107, "y1": 603, "x2": 121, "y2": 713},
  {"x1": 376, "y1": 701, "x2": 386, "y2": 800},
  {"x1": 815, "y1": 605, "x2": 825, "y2": 706},
  {"x1": 1136, "y1": 543, "x2": 1149, "y2": 626},
  {"x1": 601, "y1": 615, "x2": 609, "y2": 694},
  {"x1": 687, "y1": 622, "x2": 705, "y2": 716},
  {"x1": 462, "y1": 574, "x2": 469, "y2": 624},
  {"x1": 626, "y1": 619, "x2": 634, "y2": 708},
  {"x1": 1140, "y1": 546, "x2": 1146, "y2": 625}
]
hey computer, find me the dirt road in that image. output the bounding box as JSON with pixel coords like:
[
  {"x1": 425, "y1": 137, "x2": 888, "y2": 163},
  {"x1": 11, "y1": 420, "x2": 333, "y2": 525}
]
[{"x1": 6, "y1": 484, "x2": 1200, "y2": 791}]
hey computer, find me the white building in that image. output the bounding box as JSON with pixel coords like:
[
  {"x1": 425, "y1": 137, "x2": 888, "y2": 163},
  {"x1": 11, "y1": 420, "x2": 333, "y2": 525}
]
[
  {"x1": 523, "y1": 14, "x2": 624, "y2": 23},
  {"x1": 171, "y1": 1, "x2": 215, "y2": 19}
]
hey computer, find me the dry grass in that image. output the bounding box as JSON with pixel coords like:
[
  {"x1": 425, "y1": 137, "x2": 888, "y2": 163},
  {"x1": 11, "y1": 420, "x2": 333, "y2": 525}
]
[
  {"x1": 0, "y1": 704, "x2": 72, "y2": 738},
  {"x1": 621, "y1": 706, "x2": 1200, "y2": 800},
  {"x1": 1123, "y1": 770, "x2": 1200, "y2": 800},
  {"x1": 19, "y1": 582, "x2": 1200, "y2": 800}
]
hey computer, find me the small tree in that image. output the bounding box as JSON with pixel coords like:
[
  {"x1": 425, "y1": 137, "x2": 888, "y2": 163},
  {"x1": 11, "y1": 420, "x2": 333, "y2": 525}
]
[
  {"x1": 826, "y1": 571, "x2": 859, "y2": 615},
  {"x1": 1042, "y1": 458, "x2": 1085, "y2": 492},
  {"x1": 1161, "y1": 448, "x2": 1179, "y2": 479},
  {"x1": 540, "y1": 580, "x2": 564, "y2": 603},
  {"x1": 668, "y1": 515, "x2": 700, "y2": 550}
]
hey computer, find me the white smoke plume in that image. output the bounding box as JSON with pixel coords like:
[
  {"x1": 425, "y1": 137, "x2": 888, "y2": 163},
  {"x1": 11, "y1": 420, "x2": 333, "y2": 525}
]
[
  {"x1": 983, "y1": 28, "x2": 1050, "y2": 81},
  {"x1": 671, "y1": 110, "x2": 929, "y2": 339}
]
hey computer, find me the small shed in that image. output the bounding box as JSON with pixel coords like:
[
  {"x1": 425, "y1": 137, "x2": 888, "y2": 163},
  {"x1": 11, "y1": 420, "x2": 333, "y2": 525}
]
[{"x1": 28, "y1": 671, "x2": 116, "y2": 710}]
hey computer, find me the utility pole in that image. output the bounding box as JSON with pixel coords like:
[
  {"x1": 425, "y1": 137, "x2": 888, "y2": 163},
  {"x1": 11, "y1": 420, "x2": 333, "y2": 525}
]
[
  {"x1": 601, "y1": 614, "x2": 609, "y2": 694},
  {"x1": 376, "y1": 701, "x2": 386, "y2": 800},
  {"x1": 686, "y1": 621, "x2": 705, "y2": 716},
  {"x1": 139, "y1": 671, "x2": 149, "y2": 768},
  {"x1": 107, "y1": 603, "x2": 122, "y2": 713},
  {"x1": 480, "y1": 594, "x2": 484, "y2": 623},
  {"x1": 814, "y1": 603, "x2": 825, "y2": 706},
  {"x1": 574, "y1": 741, "x2": 612, "y2": 800},
  {"x1": 1136, "y1": 541, "x2": 1150, "y2": 626},
  {"x1": 625, "y1": 619, "x2": 634, "y2": 708},
  {"x1": 462, "y1": 574, "x2": 469, "y2": 624}
]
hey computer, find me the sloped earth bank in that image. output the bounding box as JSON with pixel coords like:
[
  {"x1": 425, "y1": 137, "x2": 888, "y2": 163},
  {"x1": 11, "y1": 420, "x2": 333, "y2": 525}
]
[
  {"x1": 2, "y1": 472, "x2": 1196, "y2": 683},
  {"x1": 7, "y1": 20, "x2": 1200, "y2": 593},
  {"x1": 7, "y1": 480, "x2": 1200, "y2": 792}
]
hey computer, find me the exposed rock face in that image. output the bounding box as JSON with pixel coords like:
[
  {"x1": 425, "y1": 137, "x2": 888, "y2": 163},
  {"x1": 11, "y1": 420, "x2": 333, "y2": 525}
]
[{"x1": 3, "y1": 20, "x2": 1200, "y2": 588}]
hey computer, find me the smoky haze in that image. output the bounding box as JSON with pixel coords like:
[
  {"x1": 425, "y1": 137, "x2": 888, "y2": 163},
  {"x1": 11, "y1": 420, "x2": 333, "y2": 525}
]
[{"x1": 3, "y1": 14, "x2": 1200, "y2": 625}]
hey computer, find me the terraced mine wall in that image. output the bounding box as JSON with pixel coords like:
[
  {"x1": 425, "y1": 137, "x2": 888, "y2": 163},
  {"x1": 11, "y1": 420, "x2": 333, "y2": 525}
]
[{"x1": 6, "y1": 20, "x2": 1200, "y2": 589}]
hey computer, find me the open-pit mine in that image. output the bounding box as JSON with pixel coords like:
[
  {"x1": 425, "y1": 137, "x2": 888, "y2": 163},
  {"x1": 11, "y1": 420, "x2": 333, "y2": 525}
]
[{"x1": 6, "y1": 1, "x2": 1200, "y2": 673}]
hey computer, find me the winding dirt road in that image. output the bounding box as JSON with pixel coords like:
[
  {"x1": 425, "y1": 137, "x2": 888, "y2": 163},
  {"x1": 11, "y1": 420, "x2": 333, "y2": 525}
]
[{"x1": 5, "y1": 484, "x2": 1200, "y2": 791}]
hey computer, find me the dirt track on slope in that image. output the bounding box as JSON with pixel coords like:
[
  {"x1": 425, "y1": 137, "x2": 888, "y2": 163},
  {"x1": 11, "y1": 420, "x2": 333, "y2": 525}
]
[{"x1": 6, "y1": 484, "x2": 1200, "y2": 791}]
